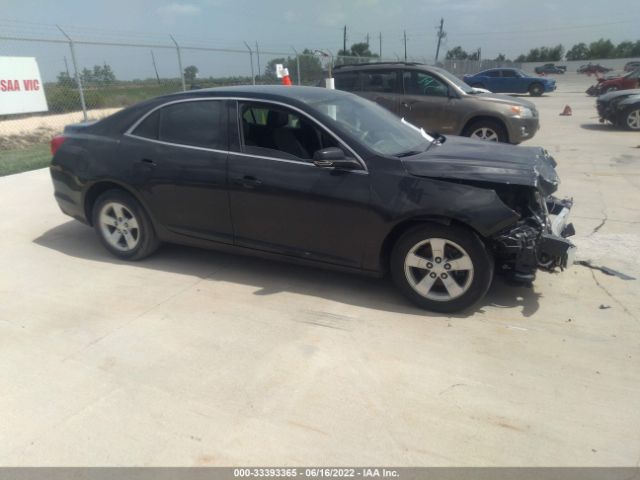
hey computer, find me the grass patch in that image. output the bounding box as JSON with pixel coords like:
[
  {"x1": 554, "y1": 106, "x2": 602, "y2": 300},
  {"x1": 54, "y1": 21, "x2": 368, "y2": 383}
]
[{"x1": 0, "y1": 143, "x2": 51, "y2": 177}]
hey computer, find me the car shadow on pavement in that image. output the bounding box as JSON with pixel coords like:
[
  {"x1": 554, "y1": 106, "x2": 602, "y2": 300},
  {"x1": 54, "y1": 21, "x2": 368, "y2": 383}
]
[{"x1": 33, "y1": 220, "x2": 541, "y2": 319}]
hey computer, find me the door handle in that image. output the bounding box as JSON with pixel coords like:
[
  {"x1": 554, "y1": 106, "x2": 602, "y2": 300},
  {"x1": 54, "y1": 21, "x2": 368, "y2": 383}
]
[
  {"x1": 235, "y1": 175, "x2": 263, "y2": 189},
  {"x1": 139, "y1": 158, "x2": 157, "y2": 166},
  {"x1": 401, "y1": 101, "x2": 412, "y2": 111}
]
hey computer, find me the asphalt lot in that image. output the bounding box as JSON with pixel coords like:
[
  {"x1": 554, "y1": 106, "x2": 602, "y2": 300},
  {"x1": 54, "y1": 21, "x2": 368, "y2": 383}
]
[{"x1": 1, "y1": 74, "x2": 639, "y2": 466}]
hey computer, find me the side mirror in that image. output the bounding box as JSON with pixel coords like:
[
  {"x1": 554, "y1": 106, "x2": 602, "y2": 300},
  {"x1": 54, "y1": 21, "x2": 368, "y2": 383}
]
[{"x1": 312, "y1": 148, "x2": 360, "y2": 169}]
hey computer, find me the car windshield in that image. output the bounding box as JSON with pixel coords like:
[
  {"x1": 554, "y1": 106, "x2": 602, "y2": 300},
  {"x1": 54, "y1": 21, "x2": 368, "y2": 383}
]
[
  {"x1": 307, "y1": 94, "x2": 433, "y2": 157},
  {"x1": 434, "y1": 68, "x2": 474, "y2": 94}
]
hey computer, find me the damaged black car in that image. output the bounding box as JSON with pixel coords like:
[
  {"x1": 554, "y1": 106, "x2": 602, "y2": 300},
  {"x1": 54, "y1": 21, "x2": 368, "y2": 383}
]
[
  {"x1": 597, "y1": 88, "x2": 640, "y2": 131},
  {"x1": 49, "y1": 86, "x2": 575, "y2": 312}
]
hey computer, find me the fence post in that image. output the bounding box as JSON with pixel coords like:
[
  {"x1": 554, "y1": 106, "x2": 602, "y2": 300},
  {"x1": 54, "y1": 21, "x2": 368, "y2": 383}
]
[
  {"x1": 56, "y1": 25, "x2": 88, "y2": 122},
  {"x1": 169, "y1": 35, "x2": 186, "y2": 91},
  {"x1": 243, "y1": 42, "x2": 255, "y2": 85},
  {"x1": 291, "y1": 47, "x2": 301, "y2": 85}
]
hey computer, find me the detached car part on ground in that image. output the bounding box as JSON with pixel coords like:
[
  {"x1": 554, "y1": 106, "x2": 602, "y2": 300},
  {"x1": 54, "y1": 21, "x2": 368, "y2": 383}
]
[
  {"x1": 586, "y1": 69, "x2": 640, "y2": 96},
  {"x1": 332, "y1": 62, "x2": 540, "y2": 144},
  {"x1": 49, "y1": 86, "x2": 575, "y2": 313},
  {"x1": 463, "y1": 68, "x2": 556, "y2": 97},
  {"x1": 597, "y1": 88, "x2": 640, "y2": 131}
]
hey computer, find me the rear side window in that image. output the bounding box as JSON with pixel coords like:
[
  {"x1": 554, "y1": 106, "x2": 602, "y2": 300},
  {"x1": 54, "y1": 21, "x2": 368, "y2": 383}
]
[
  {"x1": 334, "y1": 72, "x2": 360, "y2": 92},
  {"x1": 159, "y1": 100, "x2": 226, "y2": 149},
  {"x1": 132, "y1": 109, "x2": 159, "y2": 139},
  {"x1": 483, "y1": 70, "x2": 500, "y2": 78},
  {"x1": 361, "y1": 70, "x2": 398, "y2": 93},
  {"x1": 501, "y1": 70, "x2": 517, "y2": 78}
]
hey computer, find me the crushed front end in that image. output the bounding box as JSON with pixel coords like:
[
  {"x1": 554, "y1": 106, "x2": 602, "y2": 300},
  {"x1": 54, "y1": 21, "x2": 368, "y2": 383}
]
[{"x1": 492, "y1": 190, "x2": 576, "y2": 283}]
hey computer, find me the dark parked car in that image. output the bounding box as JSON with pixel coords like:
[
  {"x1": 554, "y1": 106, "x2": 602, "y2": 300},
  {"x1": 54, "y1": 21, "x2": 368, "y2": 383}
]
[
  {"x1": 49, "y1": 86, "x2": 576, "y2": 312},
  {"x1": 333, "y1": 62, "x2": 540, "y2": 144},
  {"x1": 577, "y1": 63, "x2": 612, "y2": 75},
  {"x1": 587, "y1": 69, "x2": 640, "y2": 96},
  {"x1": 463, "y1": 68, "x2": 556, "y2": 96},
  {"x1": 597, "y1": 88, "x2": 640, "y2": 130},
  {"x1": 624, "y1": 61, "x2": 640, "y2": 72},
  {"x1": 534, "y1": 63, "x2": 567, "y2": 74}
]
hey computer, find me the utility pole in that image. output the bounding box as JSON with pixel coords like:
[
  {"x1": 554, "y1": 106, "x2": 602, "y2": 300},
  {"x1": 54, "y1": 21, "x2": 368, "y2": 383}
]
[
  {"x1": 63, "y1": 56, "x2": 70, "y2": 76},
  {"x1": 378, "y1": 32, "x2": 382, "y2": 58},
  {"x1": 150, "y1": 50, "x2": 161, "y2": 84},
  {"x1": 57, "y1": 25, "x2": 87, "y2": 121},
  {"x1": 255, "y1": 41, "x2": 261, "y2": 81},
  {"x1": 435, "y1": 18, "x2": 446, "y2": 62},
  {"x1": 403, "y1": 30, "x2": 407, "y2": 61},
  {"x1": 169, "y1": 34, "x2": 186, "y2": 91},
  {"x1": 343, "y1": 25, "x2": 347, "y2": 53},
  {"x1": 243, "y1": 41, "x2": 255, "y2": 85},
  {"x1": 365, "y1": 33, "x2": 370, "y2": 46}
]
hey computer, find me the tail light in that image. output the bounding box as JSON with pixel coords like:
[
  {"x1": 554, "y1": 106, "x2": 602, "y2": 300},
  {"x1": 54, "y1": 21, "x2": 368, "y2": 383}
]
[{"x1": 50, "y1": 135, "x2": 67, "y2": 156}]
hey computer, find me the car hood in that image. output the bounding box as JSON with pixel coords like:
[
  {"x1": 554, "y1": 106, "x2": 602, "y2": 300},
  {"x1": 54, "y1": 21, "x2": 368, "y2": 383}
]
[
  {"x1": 599, "y1": 88, "x2": 640, "y2": 102},
  {"x1": 402, "y1": 136, "x2": 559, "y2": 196},
  {"x1": 466, "y1": 92, "x2": 537, "y2": 109}
]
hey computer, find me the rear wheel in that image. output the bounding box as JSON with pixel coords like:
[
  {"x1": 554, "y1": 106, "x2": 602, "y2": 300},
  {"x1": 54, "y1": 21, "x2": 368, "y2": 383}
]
[
  {"x1": 92, "y1": 189, "x2": 159, "y2": 260},
  {"x1": 390, "y1": 223, "x2": 494, "y2": 313},
  {"x1": 463, "y1": 119, "x2": 508, "y2": 143},
  {"x1": 623, "y1": 106, "x2": 640, "y2": 131},
  {"x1": 529, "y1": 83, "x2": 544, "y2": 96}
]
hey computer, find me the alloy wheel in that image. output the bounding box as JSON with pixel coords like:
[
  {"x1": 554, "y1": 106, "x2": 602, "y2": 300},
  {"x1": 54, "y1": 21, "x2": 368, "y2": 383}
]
[
  {"x1": 99, "y1": 202, "x2": 140, "y2": 252},
  {"x1": 470, "y1": 127, "x2": 499, "y2": 141},
  {"x1": 627, "y1": 109, "x2": 640, "y2": 130},
  {"x1": 403, "y1": 238, "x2": 475, "y2": 301}
]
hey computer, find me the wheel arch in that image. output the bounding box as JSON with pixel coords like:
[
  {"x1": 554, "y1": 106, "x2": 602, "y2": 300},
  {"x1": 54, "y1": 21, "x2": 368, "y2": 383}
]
[
  {"x1": 379, "y1": 216, "x2": 485, "y2": 274},
  {"x1": 83, "y1": 180, "x2": 151, "y2": 227}
]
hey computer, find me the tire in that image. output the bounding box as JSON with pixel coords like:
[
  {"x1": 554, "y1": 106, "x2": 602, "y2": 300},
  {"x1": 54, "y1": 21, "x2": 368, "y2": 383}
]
[
  {"x1": 92, "y1": 189, "x2": 159, "y2": 260},
  {"x1": 462, "y1": 119, "x2": 508, "y2": 143},
  {"x1": 390, "y1": 223, "x2": 494, "y2": 313},
  {"x1": 622, "y1": 106, "x2": 640, "y2": 131},
  {"x1": 529, "y1": 83, "x2": 544, "y2": 97}
]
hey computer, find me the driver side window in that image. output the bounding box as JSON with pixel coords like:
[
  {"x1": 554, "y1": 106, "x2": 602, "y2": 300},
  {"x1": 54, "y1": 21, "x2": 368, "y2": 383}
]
[
  {"x1": 403, "y1": 71, "x2": 448, "y2": 97},
  {"x1": 240, "y1": 103, "x2": 345, "y2": 162}
]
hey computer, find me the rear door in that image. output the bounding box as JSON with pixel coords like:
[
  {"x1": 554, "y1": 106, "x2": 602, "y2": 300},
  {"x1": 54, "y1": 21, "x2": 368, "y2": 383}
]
[
  {"x1": 357, "y1": 69, "x2": 402, "y2": 115},
  {"x1": 121, "y1": 98, "x2": 233, "y2": 244}
]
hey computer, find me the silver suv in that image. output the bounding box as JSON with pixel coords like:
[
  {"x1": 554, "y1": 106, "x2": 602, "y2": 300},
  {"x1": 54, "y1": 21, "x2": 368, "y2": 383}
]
[{"x1": 332, "y1": 62, "x2": 539, "y2": 144}]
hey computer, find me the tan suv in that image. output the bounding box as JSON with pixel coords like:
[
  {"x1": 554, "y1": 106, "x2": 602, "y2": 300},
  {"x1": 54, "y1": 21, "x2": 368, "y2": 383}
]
[{"x1": 333, "y1": 62, "x2": 539, "y2": 144}]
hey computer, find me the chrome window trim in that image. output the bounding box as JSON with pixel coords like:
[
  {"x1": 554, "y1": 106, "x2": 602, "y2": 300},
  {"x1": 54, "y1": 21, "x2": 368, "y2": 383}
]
[{"x1": 124, "y1": 95, "x2": 368, "y2": 172}]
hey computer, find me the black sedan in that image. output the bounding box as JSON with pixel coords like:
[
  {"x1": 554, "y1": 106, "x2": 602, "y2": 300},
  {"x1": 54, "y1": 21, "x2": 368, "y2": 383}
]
[{"x1": 50, "y1": 86, "x2": 575, "y2": 312}]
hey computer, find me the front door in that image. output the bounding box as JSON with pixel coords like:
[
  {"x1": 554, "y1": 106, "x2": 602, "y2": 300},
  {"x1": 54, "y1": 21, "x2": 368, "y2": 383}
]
[
  {"x1": 398, "y1": 70, "x2": 457, "y2": 133},
  {"x1": 121, "y1": 99, "x2": 233, "y2": 244},
  {"x1": 227, "y1": 101, "x2": 372, "y2": 268}
]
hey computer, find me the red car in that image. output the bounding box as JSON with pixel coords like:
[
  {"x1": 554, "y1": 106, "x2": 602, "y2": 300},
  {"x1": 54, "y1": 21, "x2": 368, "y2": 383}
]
[{"x1": 590, "y1": 69, "x2": 640, "y2": 96}]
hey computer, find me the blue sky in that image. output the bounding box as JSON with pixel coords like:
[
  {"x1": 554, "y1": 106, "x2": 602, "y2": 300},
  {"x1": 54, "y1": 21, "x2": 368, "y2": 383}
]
[{"x1": 2, "y1": 0, "x2": 639, "y2": 80}]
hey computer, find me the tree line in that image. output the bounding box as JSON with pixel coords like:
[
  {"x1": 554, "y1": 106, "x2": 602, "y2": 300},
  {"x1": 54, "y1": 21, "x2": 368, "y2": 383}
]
[{"x1": 446, "y1": 38, "x2": 640, "y2": 63}]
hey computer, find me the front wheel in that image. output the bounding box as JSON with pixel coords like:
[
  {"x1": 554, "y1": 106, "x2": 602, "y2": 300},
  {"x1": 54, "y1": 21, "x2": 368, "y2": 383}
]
[
  {"x1": 529, "y1": 83, "x2": 544, "y2": 96},
  {"x1": 463, "y1": 119, "x2": 508, "y2": 143},
  {"x1": 390, "y1": 223, "x2": 494, "y2": 313},
  {"x1": 92, "y1": 189, "x2": 159, "y2": 260},
  {"x1": 622, "y1": 106, "x2": 640, "y2": 131}
]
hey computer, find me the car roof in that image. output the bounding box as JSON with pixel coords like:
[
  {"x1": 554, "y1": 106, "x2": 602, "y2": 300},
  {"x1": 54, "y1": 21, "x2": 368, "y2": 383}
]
[
  {"x1": 164, "y1": 85, "x2": 353, "y2": 103},
  {"x1": 333, "y1": 61, "x2": 425, "y2": 71}
]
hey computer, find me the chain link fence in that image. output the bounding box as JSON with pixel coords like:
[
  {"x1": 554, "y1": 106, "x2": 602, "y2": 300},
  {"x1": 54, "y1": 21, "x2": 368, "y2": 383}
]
[{"x1": 0, "y1": 30, "x2": 523, "y2": 174}]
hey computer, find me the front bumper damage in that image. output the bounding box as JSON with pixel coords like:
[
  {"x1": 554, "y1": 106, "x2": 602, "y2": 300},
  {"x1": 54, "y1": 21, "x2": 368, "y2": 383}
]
[{"x1": 492, "y1": 196, "x2": 576, "y2": 283}]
